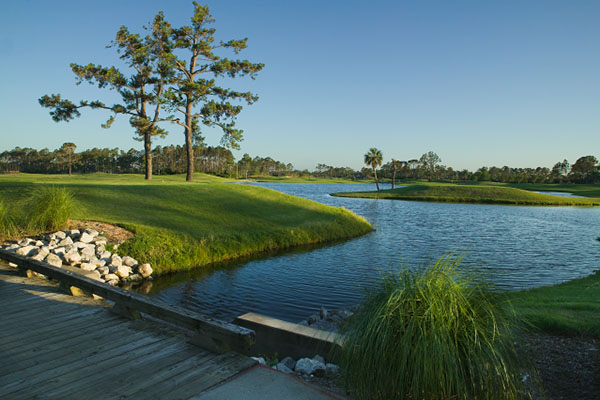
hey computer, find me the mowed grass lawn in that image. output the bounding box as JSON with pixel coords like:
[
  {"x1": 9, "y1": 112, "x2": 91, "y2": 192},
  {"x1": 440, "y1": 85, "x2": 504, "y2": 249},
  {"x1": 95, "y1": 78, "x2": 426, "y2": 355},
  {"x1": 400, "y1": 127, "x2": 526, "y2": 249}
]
[
  {"x1": 508, "y1": 271, "x2": 600, "y2": 338},
  {"x1": 332, "y1": 181, "x2": 600, "y2": 206},
  {"x1": 0, "y1": 173, "x2": 372, "y2": 274}
]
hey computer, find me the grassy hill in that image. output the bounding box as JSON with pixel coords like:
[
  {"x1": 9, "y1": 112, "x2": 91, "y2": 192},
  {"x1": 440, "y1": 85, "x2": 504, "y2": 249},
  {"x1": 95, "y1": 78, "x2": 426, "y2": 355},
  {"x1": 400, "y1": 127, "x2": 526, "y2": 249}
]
[
  {"x1": 0, "y1": 173, "x2": 372, "y2": 274},
  {"x1": 331, "y1": 181, "x2": 600, "y2": 206}
]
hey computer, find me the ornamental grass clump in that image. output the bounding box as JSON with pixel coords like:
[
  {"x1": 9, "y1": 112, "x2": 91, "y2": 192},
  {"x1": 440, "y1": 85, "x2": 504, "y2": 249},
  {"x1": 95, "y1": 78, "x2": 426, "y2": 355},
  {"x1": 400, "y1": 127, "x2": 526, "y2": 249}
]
[
  {"x1": 0, "y1": 199, "x2": 18, "y2": 238},
  {"x1": 339, "y1": 255, "x2": 527, "y2": 400},
  {"x1": 26, "y1": 185, "x2": 74, "y2": 232}
]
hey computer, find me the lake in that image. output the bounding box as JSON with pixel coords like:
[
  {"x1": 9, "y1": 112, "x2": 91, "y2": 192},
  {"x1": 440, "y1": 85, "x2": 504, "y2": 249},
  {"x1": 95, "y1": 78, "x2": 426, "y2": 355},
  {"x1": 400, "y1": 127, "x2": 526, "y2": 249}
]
[{"x1": 146, "y1": 182, "x2": 600, "y2": 323}]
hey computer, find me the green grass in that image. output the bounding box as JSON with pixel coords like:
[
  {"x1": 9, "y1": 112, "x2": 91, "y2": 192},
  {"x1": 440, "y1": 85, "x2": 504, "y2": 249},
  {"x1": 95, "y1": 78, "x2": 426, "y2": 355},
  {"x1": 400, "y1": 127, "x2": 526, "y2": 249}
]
[
  {"x1": 332, "y1": 181, "x2": 600, "y2": 206},
  {"x1": 339, "y1": 255, "x2": 525, "y2": 400},
  {"x1": 0, "y1": 173, "x2": 372, "y2": 274},
  {"x1": 508, "y1": 271, "x2": 600, "y2": 338}
]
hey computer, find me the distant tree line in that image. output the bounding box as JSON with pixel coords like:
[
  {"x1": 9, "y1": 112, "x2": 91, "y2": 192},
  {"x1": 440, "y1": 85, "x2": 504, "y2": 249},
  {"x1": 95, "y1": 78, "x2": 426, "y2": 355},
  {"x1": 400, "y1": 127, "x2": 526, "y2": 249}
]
[
  {"x1": 316, "y1": 151, "x2": 600, "y2": 185},
  {"x1": 0, "y1": 144, "x2": 237, "y2": 177},
  {"x1": 2, "y1": 145, "x2": 599, "y2": 184}
]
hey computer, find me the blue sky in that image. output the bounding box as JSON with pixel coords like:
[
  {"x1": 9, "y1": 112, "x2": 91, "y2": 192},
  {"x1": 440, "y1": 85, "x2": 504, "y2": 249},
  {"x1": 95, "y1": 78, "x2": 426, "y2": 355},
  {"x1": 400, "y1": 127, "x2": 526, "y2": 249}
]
[{"x1": 1, "y1": 0, "x2": 598, "y2": 171}]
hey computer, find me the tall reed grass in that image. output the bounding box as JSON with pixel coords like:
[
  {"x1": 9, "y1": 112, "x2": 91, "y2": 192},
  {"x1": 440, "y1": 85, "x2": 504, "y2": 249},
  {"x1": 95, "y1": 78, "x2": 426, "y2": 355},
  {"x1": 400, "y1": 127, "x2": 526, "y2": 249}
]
[
  {"x1": 0, "y1": 199, "x2": 18, "y2": 238},
  {"x1": 339, "y1": 255, "x2": 528, "y2": 399},
  {"x1": 25, "y1": 185, "x2": 74, "y2": 232}
]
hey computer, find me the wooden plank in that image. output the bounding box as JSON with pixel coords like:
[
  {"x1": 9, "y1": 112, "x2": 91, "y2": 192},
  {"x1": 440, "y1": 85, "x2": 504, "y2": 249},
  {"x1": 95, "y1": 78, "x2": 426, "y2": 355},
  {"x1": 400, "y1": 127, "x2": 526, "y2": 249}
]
[
  {"x1": 0, "y1": 296, "x2": 102, "y2": 324},
  {"x1": 4, "y1": 335, "x2": 176, "y2": 399},
  {"x1": 64, "y1": 341, "x2": 195, "y2": 398},
  {"x1": 0, "y1": 310, "x2": 118, "y2": 353},
  {"x1": 0, "y1": 250, "x2": 255, "y2": 354},
  {"x1": 0, "y1": 306, "x2": 109, "y2": 340},
  {"x1": 164, "y1": 354, "x2": 256, "y2": 399},
  {"x1": 0, "y1": 320, "x2": 151, "y2": 384},
  {"x1": 0, "y1": 313, "x2": 125, "y2": 363},
  {"x1": 136, "y1": 352, "x2": 255, "y2": 399},
  {"x1": 98, "y1": 350, "x2": 219, "y2": 399},
  {"x1": 18, "y1": 336, "x2": 182, "y2": 399}
]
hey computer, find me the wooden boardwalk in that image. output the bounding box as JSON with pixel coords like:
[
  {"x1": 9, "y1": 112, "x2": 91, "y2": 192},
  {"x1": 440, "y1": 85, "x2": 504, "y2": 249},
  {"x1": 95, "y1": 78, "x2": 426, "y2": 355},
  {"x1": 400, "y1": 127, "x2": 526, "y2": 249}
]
[{"x1": 0, "y1": 264, "x2": 255, "y2": 399}]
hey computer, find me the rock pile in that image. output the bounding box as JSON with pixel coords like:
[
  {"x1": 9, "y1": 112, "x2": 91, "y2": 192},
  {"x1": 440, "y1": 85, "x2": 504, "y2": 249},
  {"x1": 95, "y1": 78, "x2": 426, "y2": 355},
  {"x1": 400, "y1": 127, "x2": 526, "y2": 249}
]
[
  {"x1": 298, "y1": 306, "x2": 354, "y2": 333},
  {"x1": 0, "y1": 228, "x2": 152, "y2": 286},
  {"x1": 251, "y1": 354, "x2": 340, "y2": 379}
]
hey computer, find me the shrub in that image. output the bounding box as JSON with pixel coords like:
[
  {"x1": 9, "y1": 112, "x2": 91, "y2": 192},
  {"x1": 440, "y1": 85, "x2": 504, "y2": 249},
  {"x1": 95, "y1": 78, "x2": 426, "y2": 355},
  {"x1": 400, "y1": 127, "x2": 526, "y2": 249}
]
[
  {"x1": 339, "y1": 254, "x2": 527, "y2": 400},
  {"x1": 26, "y1": 185, "x2": 74, "y2": 232}
]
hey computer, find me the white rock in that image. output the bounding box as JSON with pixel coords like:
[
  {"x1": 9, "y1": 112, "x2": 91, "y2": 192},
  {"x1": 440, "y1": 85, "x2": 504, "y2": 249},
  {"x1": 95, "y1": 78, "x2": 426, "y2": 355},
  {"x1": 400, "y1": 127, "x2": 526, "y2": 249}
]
[
  {"x1": 251, "y1": 357, "x2": 267, "y2": 366},
  {"x1": 53, "y1": 247, "x2": 67, "y2": 257},
  {"x1": 313, "y1": 355, "x2": 326, "y2": 365},
  {"x1": 79, "y1": 232, "x2": 94, "y2": 243},
  {"x1": 54, "y1": 231, "x2": 67, "y2": 240},
  {"x1": 88, "y1": 270, "x2": 102, "y2": 281},
  {"x1": 105, "y1": 273, "x2": 119, "y2": 281},
  {"x1": 80, "y1": 263, "x2": 97, "y2": 271},
  {"x1": 97, "y1": 266, "x2": 109, "y2": 276},
  {"x1": 106, "y1": 279, "x2": 119, "y2": 286},
  {"x1": 45, "y1": 254, "x2": 63, "y2": 268},
  {"x1": 58, "y1": 237, "x2": 73, "y2": 247},
  {"x1": 73, "y1": 241, "x2": 89, "y2": 249},
  {"x1": 64, "y1": 250, "x2": 82, "y2": 265},
  {"x1": 115, "y1": 265, "x2": 132, "y2": 279},
  {"x1": 6, "y1": 244, "x2": 19, "y2": 251},
  {"x1": 90, "y1": 258, "x2": 106, "y2": 268},
  {"x1": 8, "y1": 262, "x2": 18, "y2": 268},
  {"x1": 295, "y1": 358, "x2": 326, "y2": 376},
  {"x1": 16, "y1": 246, "x2": 38, "y2": 257},
  {"x1": 84, "y1": 229, "x2": 99, "y2": 238},
  {"x1": 138, "y1": 263, "x2": 153, "y2": 278},
  {"x1": 275, "y1": 363, "x2": 294, "y2": 374},
  {"x1": 280, "y1": 356, "x2": 296, "y2": 371},
  {"x1": 18, "y1": 238, "x2": 33, "y2": 246},
  {"x1": 122, "y1": 256, "x2": 137, "y2": 267},
  {"x1": 69, "y1": 229, "x2": 81, "y2": 237},
  {"x1": 128, "y1": 273, "x2": 142, "y2": 282},
  {"x1": 81, "y1": 247, "x2": 95, "y2": 260},
  {"x1": 98, "y1": 250, "x2": 111, "y2": 259},
  {"x1": 34, "y1": 240, "x2": 44, "y2": 247},
  {"x1": 110, "y1": 255, "x2": 122, "y2": 267},
  {"x1": 95, "y1": 245, "x2": 105, "y2": 254},
  {"x1": 31, "y1": 249, "x2": 50, "y2": 261},
  {"x1": 94, "y1": 239, "x2": 107, "y2": 246}
]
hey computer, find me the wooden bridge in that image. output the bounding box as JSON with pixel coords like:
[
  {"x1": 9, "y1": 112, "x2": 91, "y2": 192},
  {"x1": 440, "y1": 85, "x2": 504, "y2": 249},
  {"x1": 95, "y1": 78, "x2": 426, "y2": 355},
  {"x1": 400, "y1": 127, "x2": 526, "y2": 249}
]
[{"x1": 0, "y1": 250, "x2": 258, "y2": 399}]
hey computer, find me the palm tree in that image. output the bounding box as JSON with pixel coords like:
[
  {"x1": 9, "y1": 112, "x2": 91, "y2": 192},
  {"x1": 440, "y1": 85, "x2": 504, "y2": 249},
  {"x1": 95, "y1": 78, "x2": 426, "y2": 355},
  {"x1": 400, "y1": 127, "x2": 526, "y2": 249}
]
[
  {"x1": 391, "y1": 159, "x2": 400, "y2": 189},
  {"x1": 364, "y1": 148, "x2": 383, "y2": 191}
]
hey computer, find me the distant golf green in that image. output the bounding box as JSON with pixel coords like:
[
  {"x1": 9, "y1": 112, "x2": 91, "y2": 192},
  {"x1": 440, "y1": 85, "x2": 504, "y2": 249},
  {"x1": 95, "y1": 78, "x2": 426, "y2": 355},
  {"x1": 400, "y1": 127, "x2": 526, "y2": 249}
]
[
  {"x1": 331, "y1": 181, "x2": 600, "y2": 206},
  {"x1": 0, "y1": 173, "x2": 372, "y2": 275}
]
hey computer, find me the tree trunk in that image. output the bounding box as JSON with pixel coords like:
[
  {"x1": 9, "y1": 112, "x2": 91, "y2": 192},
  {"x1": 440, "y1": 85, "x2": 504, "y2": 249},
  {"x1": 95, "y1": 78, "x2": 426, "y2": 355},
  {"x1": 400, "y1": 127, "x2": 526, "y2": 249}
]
[
  {"x1": 373, "y1": 167, "x2": 380, "y2": 191},
  {"x1": 185, "y1": 102, "x2": 194, "y2": 182},
  {"x1": 144, "y1": 132, "x2": 152, "y2": 180},
  {"x1": 392, "y1": 165, "x2": 396, "y2": 189}
]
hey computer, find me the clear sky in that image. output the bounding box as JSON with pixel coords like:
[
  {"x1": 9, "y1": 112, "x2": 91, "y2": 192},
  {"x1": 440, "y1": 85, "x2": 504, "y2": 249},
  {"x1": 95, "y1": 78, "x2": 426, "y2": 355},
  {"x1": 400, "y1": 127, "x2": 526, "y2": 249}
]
[{"x1": 1, "y1": 0, "x2": 598, "y2": 171}]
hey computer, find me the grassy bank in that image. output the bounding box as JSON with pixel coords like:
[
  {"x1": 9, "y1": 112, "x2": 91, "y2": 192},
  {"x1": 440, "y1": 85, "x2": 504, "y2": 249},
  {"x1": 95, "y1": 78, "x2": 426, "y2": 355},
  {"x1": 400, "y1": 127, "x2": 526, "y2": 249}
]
[
  {"x1": 508, "y1": 271, "x2": 600, "y2": 338},
  {"x1": 332, "y1": 181, "x2": 600, "y2": 206},
  {"x1": 0, "y1": 173, "x2": 372, "y2": 275}
]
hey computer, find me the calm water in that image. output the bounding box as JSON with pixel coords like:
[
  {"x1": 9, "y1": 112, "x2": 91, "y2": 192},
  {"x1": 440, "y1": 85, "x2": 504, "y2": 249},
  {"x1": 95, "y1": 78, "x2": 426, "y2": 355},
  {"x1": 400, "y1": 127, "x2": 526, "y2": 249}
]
[{"x1": 146, "y1": 183, "x2": 600, "y2": 323}]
